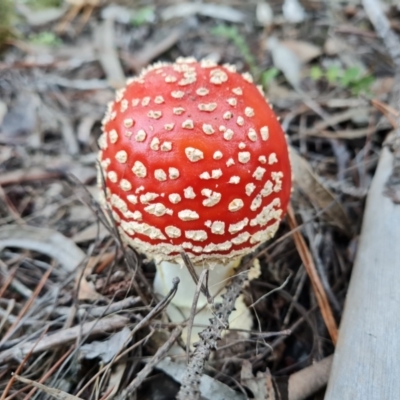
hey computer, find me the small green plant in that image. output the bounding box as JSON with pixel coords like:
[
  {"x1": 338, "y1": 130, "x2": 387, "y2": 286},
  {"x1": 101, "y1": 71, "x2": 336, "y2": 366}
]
[
  {"x1": 310, "y1": 65, "x2": 375, "y2": 95},
  {"x1": 261, "y1": 67, "x2": 279, "y2": 88},
  {"x1": 211, "y1": 24, "x2": 260, "y2": 79},
  {"x1": 26, "y1": 0, "x2": 62, "y2": 10},
  {"x1": 29, "y1": 31, "x2": 62, "y2": 46},
  {"x1": 131, "y1": 6, "x2": 155, "y2": 26}
]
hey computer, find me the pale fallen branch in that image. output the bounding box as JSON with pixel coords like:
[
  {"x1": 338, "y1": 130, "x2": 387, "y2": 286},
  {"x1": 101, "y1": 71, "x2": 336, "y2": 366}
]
[
  {"x1": 13, "y1": 374, "x2": 84, "y2": 400},
  {"x1": 94, "y1": 18, "x2": 125, "y2": 89},
  {"x1": 324, "y1": 134, "x2": 400, "y2": 399},
  {"x1": 325, "y1": 1, "x2": 400, "y2": 398},
  {"x1": 288, "y1": 355, "x2": 333, "y2": 400},
  {"x1": 0, "y1": 315, "x2": 129, "y2": 364}
]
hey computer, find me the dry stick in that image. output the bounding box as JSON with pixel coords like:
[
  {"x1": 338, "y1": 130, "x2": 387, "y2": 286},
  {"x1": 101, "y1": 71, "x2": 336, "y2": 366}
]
[
  {"x1": 186, "y1": 269, "x2": 209, "y2": 363},
  {"x1": 116, "y1": 326, "x2": 183, "y2": 399},
  {"x1": 0, "y1": 266, "x2": 17, "y2": 299},
  {"x1": 181, "y1": 252, "x2": 211, "y2": 302},
  {"x1": 1, "y1": 327, "x2": 49, "y2": 400},
  {"x1": 0, "y1": 264, "x2": 54, "y2": 347},
  {"x1": 176, "y1": 264, "x2": 248, "y2": 400},
  {"x1": 76, "y1": 278, "x2": 180, "y2": 397},
  {"x1": 83, "y1": 296, "x2": 141, "y2": 318},
  {"x1": 288, "y1": 355, "x2": 333, "y2": 400},
  {"x1": 362, "y1": 0, "x2": 400, "y2": 69},
  {"x1": 287, "y1": 204, "x2": 338, "y2": 344},
  {"x1": 76, "y1": 331, "x2": 154, "y2": 399},
  {"x1": 0, "y1": 315, "x2": 129, "y2": 364},
  {"x1": 21, "y1": 347, "x2": 74, "y2": 400},
  {"x1": 11, "y1": 375, "x2": 83, "y2": 400}
]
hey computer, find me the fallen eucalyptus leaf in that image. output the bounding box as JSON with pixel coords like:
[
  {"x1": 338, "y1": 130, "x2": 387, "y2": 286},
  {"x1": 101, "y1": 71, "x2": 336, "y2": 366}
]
[
  {"x1": 241, "y1": 360, "x2": 276, "y2": 400},
  {"x1": 79, "y1": 327, "x2": 131, "y2": 363},
  {"x1": 0, "y1": 225, "x2": 86, "y2": 272},
  {"x1": 267, "y1": 36, "x2": 302, "y2": 89},
  {"x1": 289, "y1": 147, "x2": 352, "y2": 234}
]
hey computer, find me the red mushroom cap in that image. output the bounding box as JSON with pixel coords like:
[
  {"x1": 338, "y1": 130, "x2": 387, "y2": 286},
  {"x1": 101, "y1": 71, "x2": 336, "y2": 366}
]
[{"x1": 98, "y1": 57, "x2": 291, "y2": 265}]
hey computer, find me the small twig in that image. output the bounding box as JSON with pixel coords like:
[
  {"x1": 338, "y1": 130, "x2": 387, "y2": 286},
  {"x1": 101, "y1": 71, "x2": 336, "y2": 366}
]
[
  {"x1": 181, "y1": 252, "x2": 211, "y2": 302},
  {"x1": 288, "y1": 355, "x2": 333, "y2": 400},
  {"x1": 1, "y1": 327, "x2": 49, "y2": 400},
  {"x1": 176, "y1": 262, "x2": 248, "y2": 400},
  {"x1": 21, "y1": 347, "x2": 74, "y2": 400},
  {"x1": 12, "y1": 375, "x2": 84, "y2": 400},
  {"x1": 249, "y1": 273, "x2": 292, "y2": 309},
  {"x1": 116, "y1": 326, "x2": 183, "y2": 399},
  {"x1": 75, "y1": 278, "x2": 180, "y2": 397},
  {"x1": 362, "y1": 0, "x2": 400, "y2": 69},
  {"x1": 186, "y1": 269, "x2": 209, "y2": 363},
  {"x1": 287, "y1": 204, "x2": 338, "y2": 344},
  {"x1": 82, "y1": 296, "x2": 141, "y2": 318},
  {"x1": 0, "y1": 264, "x2": 54, "y2": 347},
  {"x1": 0, "y1": 315, "x2": 129, "y2": 364}
]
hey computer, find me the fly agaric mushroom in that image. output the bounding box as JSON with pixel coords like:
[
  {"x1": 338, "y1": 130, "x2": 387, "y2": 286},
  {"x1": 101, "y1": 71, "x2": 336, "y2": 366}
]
[{"x1": 97, "y1": 57, "x2": 291, "y2": 342}]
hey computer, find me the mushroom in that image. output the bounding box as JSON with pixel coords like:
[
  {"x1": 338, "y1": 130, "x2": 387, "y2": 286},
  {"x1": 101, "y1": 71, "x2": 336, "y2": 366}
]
[{"x1": 97, "y1": 57, "x2": 292, "y2": 343}]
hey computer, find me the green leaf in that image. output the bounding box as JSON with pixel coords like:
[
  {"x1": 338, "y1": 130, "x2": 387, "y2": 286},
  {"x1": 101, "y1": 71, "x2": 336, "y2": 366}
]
[
  {"x1": 326, "y1": 65, "x2": 341, "y2": 84},
  {"x1": 261, "y1": 68, "x2": 279, "y2": 87},
  {"x1": 29, "y1": 31, "x2": 62, "y2": 46},
  {"x1": 340, "y1": 67, "x2": 361, "y2": 87},
  {"x1": 131, "y1": 6, "x2": 154, "y2": 26},
  {"x1": 26, "y1": 0, "x2": 62, "y2": 10},
  {"x1": 310, "y1": 65, "x2": 324, "y2": 80},
  {"x1": 350, "y1": 75, "x2": 375, "y2": 95}
]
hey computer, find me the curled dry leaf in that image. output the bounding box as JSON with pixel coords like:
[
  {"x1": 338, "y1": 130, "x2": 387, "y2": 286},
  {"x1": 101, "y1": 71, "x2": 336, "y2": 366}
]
[
  {"x1": 0, "y1": 225, "x2": 86, "y2": 272},
  {"x1": 280, "y1": 40, "x2": 322, "y2": 63},
  {"x1": 240, "y1": 360, "x2": 276, "y2": 400},
  {"x1": 256, "y1": 2, "x2": 274, "y2": 27},
  {"x1": 282, "y1": 0, "x2": 306, "y2": 23},
  {"x1": 267, "y1": 36, "x2": 302, "y2": 89},
  {"x1": 79, "y1": 327, "x2": 132, "y2": 363},
  {"x1": 289, "y1": 147, "x2": 352, "y2": 235}
]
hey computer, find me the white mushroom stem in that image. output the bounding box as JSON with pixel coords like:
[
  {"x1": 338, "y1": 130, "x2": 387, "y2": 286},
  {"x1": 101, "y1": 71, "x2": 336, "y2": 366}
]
[{"x1": 153, "y1": 260, "x2": 253, "y2": 344}]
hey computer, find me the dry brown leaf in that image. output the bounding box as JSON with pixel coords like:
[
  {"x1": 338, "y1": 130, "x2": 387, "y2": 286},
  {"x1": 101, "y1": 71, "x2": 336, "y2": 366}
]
[
  {"x1": 240, "y1": 360, "x2": 276, "y2": 400},
  {"x1": 289, "y1": 147, "x2": 352, "y2": 234},
  {"x1": 77, "y1": 257, "x2": 106, "y2": 301},
  {"x1": 280, "y1": 40, "x2": 322, "y2": 63}
]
